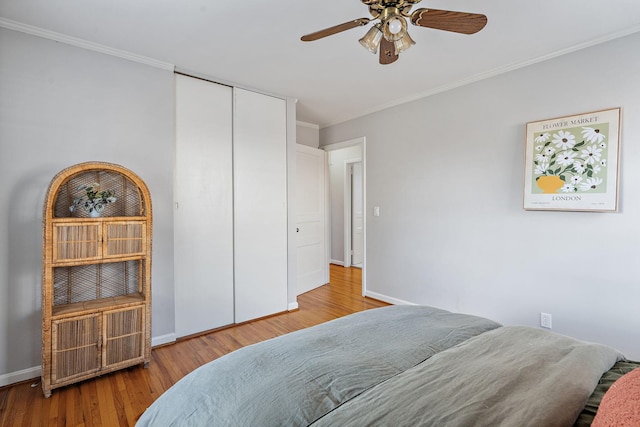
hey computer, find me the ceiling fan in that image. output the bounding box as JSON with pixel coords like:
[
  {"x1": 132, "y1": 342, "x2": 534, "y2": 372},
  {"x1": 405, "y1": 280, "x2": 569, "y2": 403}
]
[{"x1": 301, "y1": 0, "x2": 487, "y2": 64}]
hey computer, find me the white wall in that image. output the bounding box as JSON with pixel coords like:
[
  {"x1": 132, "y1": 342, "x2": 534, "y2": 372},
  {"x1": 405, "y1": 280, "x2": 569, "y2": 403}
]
[
  {"x1": 320, "y1": 32, "x2": 640, "y2": 360},
  {"x1": 0, "y1": 28, "x2": 175, "y2": 383}
]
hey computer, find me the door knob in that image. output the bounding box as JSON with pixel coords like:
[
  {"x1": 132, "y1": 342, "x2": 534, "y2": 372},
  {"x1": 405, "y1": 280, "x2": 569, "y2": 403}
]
[{"x1": 296, "y1": 227, "x2": 299, "y2": 232}]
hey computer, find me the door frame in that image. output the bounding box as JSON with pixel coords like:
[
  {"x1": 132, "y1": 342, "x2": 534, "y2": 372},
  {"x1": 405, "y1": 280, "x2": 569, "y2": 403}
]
[{"x1": 322, "y1": 136, "x2": 367, "y2": 296}]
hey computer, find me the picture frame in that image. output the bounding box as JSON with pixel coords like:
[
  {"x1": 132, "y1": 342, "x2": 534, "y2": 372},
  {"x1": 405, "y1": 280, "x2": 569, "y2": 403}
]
[{"x1": 523, "y1": 107, "x2": 621, "y2": 212}]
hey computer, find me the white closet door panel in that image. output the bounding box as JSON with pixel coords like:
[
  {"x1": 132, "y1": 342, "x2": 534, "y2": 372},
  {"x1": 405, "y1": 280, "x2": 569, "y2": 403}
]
[
  {"x1": 233, "y1": 88, "x2": 288, "y2": 323},
  {"x1": 175, "y1": 75, "x2": 234, "y2": 337}
]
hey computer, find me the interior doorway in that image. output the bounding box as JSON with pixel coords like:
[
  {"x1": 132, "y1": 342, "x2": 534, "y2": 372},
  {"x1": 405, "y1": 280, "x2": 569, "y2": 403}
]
[{"x1": 323, "y1": 137, "x2": 366, "y2": 295}]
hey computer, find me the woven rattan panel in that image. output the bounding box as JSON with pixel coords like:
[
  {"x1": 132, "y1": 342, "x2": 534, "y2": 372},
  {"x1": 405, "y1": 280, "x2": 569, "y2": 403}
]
[
  {"x1": 52, "y1": 315, "x2": 100, "y2": 381},
  {"x1": 105, "y1": 222, "x2": 143, "y2": 256},
  {"x1": 54, "y1": 170, "x2": 144, "y2": 218},
  {"x1": 105, "y1": 307, "x2": 143, "y2": 366},
  {"x1": 53, "y1": 261, "x2": 141, "y2": 306},
  {"x1": 54, "y1": 223, "x2": 101, "y2": 261}
]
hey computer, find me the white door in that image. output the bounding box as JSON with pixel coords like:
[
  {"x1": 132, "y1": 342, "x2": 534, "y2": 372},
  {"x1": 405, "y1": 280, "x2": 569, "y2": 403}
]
[
  {"x1": 174, "y1": 74, "x2": 234, "y2": 337},
  {"x1": 351, "y1": 162, "x2": 364, "y2": 267},
  {"x1": 233, "y1": 88, "x2": 288, "y2": 323},
  {"x1": 296, "y1": 144, "x2": 327, "y2": 295}
]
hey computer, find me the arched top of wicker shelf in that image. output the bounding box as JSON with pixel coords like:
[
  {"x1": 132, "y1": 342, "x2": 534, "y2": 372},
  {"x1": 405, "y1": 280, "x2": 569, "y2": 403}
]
[{"x1": 44, "y1": 162, "x2": 152, "y2": 219}]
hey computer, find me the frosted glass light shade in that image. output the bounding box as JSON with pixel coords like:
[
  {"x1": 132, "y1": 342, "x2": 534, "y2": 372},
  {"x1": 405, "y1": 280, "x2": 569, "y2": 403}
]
[
  {"x1": 394, "y1": 31, "x2": 415, "y2": 54},
  {"x1": 359, "y1": 24, "x2": 383, "y2": 54}
]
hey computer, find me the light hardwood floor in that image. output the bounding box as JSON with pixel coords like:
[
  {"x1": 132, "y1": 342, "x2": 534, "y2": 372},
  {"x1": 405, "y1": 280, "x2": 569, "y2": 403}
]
[{"x1": 0, "y1": 265, "x2": 388, "y2": 427}]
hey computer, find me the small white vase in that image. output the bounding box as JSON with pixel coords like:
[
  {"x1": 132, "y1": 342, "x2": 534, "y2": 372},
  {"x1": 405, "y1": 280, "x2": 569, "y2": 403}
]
[{"x1": 88, "y1": 210, "x2": 101, "y2": 218}]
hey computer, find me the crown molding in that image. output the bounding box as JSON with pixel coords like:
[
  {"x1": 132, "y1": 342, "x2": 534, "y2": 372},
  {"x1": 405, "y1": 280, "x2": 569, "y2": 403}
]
[{"x1": 0, "y1": 17, "x2": 175, "y2": 71}]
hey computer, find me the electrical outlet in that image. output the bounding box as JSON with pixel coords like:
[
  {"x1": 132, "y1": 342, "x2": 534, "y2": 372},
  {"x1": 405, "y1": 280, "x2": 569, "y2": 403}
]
[{"x1": 540, "y1": 312, "x2": 552, "y2": 329}]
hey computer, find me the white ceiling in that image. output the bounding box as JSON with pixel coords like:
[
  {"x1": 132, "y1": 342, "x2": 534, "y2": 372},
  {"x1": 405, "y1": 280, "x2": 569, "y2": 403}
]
[{"x1": 2, "y1": 0, "x2": 640, "y2": 127}]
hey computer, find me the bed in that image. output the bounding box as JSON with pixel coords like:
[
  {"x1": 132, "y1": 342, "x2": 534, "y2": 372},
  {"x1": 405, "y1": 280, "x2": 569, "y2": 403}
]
[{"x1": 136, "y1": 305, "x2": 639, "y2": 426}]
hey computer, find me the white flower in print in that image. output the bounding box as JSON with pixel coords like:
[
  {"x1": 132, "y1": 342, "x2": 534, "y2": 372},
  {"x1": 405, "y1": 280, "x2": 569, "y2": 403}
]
[
  {"x1": 581, "y1": 127, "x2": 606, "y2": 144},
  {"x1": 579, "y1": 177, "x2": 603, "y2": 191},
  {"x1": 536, "y1": 152, "x2": 552, "y2": 163},
  {"x1": 534, "y1": 162, "x2": 549, "y2": 175},
  {"x1": 600, "y1": 159, "x2": 607, "y2": 167},
  {"x1": 581, "y1": 145, "x2": 603, "y2": 165},
  {"x1": 599, "y1": 142, "x2": 607, "y2": 149},
  {"x1": 535, "y1": 145, "x2": 543, "y2": 151},
  {"x1": 552, "y1": 130, "x2": 576, "y2": 150},
  {"x1": 570, "y1": 175, "x2": 582, "y2": 185},
  {"x1": 544, "y1": 146, "x2": 555, "y2": 155},
  {"x1": 535, "y1": 133, "x2": 551, "y2": 143},
  {"x1": 557, "y1": 151, "x2": 577, "y2": 167},
  {"x1": 592, "y1": 165, "x2": 601, "y2": 174},
  {"x1": 561, "y1": 184, "x2": 575, "y2": 193},
  {"x1": 573, "y1": 161, "x2": 586, "y2": 174}
]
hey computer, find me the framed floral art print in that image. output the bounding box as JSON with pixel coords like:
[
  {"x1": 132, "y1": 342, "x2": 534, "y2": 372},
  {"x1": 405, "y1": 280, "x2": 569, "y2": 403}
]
[{"x1": 523, "y1": 107, "x2": 621, "y2": 212}]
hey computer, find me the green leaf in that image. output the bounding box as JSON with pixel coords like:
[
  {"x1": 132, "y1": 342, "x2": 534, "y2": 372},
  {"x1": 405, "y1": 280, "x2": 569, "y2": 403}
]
[
  {"x1": 575, "y1": 141, "x2": 585, "y2": 147},
  {"x1": 554, "y1": 167, "x2": 561, "y2": 174},
  {"x1": 587, "y1": 170, "x2": 593, "y2": 177},
  {"x1": 560, "y1": 175, "x2": 566, "y2": 181}
]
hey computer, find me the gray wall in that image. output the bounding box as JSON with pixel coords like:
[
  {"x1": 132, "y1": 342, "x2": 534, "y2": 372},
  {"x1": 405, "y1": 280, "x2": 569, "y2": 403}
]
[
  {"x1": 320, "y1": 32, "x2": 640, "y2": 360},
  {"x1": 296, "y1": 122, "x2": 320, "y2": 148},
  {"x1": 0, "y1": 28, "x2": 175, "y2": 381}
]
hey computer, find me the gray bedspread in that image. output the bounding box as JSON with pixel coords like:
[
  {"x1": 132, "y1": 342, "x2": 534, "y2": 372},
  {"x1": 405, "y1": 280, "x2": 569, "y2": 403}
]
[
  {"x1": 312, "y1": 326, "x2": 622, "y2": 427},
  {"x1": 137, "y1": 306, "x2": 621, "y2": 427},
  {"x1": 136, "y1": 305, "x2": 500, "y2": 426}
]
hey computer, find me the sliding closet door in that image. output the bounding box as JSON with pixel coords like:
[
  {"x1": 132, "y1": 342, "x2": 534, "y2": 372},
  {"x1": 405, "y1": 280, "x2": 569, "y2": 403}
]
[
  {"x1": 233, "y1": 88, "x2": 288, "y2": 323},
  {"x1": 174, "y1": 75, "x2": 234, "y2": 337}
]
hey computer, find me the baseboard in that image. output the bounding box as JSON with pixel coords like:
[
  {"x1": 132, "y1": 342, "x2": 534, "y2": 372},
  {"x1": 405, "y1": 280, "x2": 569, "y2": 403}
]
[
  {"x1": 365, "y1": 290, "x2": 416, "y2": 306},
  {"x1": 0, "y1": 366, "x2": 40, "y2": 388},
  {"x1": 152, "y1": 333, "x2": 176, "y2": 348},
  {"x1": 330, "y1": 259, "x2": 345, "y2": 266}
]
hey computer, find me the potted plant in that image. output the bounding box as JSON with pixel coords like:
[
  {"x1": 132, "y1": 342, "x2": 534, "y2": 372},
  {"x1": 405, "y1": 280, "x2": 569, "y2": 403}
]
[{"x1": 69, "y1": 183, "x2": 117, "y2": 217}]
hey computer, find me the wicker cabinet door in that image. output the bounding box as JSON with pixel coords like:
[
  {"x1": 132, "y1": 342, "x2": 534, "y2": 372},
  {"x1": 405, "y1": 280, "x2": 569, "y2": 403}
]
[
  {"x1": 51, "y1": 314, "x2": 101, "y2": 384},
  {"x1": 52, "y1": 222, "x2": 102, "y2": 263},
  {"x1": 103, "y1": 221, "x2": 146, "y2": 259},
  {"x1": 103, "y1": 306, "x2": 145, "y2": 369}
]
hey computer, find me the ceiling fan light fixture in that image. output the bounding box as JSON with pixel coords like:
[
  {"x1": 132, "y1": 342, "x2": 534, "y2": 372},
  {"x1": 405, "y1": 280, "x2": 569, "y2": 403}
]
[
  {"x1": 382, "y1": 15, "x2": 407, "y2": 42},
  {"x1": 359, "y1": 23, "x2": 383, "y2": 53},
  {"x1": 394, "y1": 30, "x2": 415, "y2": 54}
]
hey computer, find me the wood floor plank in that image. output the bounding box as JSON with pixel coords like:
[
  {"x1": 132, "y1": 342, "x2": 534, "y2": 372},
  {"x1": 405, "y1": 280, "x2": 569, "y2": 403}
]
[{"x1": 0, "y1": 265, "x2": 388, "y2": 427}]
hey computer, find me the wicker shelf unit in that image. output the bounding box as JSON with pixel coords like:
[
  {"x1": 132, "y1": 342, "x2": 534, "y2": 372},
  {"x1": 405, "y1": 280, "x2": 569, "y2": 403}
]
[{"x1": 41, "y1": 162, "x2": 152, "y2": 398}]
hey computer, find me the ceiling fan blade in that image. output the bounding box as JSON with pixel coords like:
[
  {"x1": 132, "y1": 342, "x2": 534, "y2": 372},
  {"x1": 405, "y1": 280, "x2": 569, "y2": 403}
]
[
  {"x1": 379, "y1": 37, "x2": 398, "y2": 65},
  {"x1": 411, "y1": 8, "x2": 487, "y2": 35},
  {"x1": 301, "y1": 18, "x2": 370, "y2": 42}
]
